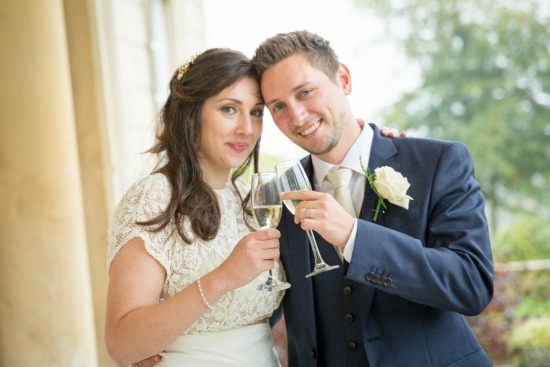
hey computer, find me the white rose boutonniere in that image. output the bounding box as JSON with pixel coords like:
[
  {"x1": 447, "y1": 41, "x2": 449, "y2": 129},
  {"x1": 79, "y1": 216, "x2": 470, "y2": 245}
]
[{"x1": 360, "y1": 157, "x2": 413, "y2": 222}]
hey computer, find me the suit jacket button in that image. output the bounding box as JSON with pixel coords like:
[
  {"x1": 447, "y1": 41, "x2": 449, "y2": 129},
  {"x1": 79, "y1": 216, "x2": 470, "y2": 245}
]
[
  {"x1": 308, "y1": 348, "x2": 316, "y2": 359},
  {"x1": 347, "y1": 341, "x2": 357, "y2": 352},
  {"x1": 377, "y1": 276, "x2": 386, "y2": 285},
  {"x1": 365, "y1": 272, "x2": 374, "y2": 281},
  {"x1": 343, "y1": 286, "x2": 352, "y2": 296},
  {"x1": 344, "y1": 313, "x2": 354, "y2": 323},
  {"x1": 371, "y1": 274, "x2": 380, "y2": 283},
  {"x1": 384, "y1": 277, "x2": 392, "y2": 286}
]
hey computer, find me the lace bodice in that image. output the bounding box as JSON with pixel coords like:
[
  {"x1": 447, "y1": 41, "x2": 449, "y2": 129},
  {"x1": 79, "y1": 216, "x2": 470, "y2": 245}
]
[{"x1": 107, "y1": 173, "x2": 285, "y2": 334}]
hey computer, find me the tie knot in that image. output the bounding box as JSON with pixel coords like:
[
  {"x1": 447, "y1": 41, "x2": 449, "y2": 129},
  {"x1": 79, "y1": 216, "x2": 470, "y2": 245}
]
[{"x1": 326, "y1": 168, "x2": 352, "y2": 188}]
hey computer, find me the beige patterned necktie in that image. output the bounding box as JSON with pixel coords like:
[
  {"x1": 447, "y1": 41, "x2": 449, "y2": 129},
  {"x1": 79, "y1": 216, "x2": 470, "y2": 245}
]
[
  {"x1": 326, "y1": 168, "x2": 355, "y2": 262},
  {"x1": 326, "y1": 168, "x2": 356, "y2": 217}
]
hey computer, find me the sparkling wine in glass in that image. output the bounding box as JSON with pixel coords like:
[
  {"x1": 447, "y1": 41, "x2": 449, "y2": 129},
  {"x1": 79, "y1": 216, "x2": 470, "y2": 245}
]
[
  {"x1": 275, "y1": 160, "x2": 340, "y2": 278},
  {"x1": 251, "y1": 172, "x2": 291, "y2": 291}
]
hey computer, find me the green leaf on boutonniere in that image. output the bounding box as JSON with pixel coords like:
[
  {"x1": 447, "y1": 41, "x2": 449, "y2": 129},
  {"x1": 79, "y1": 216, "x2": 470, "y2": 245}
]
[{"x1": 360, "y1": 157, "x2": 387, "y2": 222}]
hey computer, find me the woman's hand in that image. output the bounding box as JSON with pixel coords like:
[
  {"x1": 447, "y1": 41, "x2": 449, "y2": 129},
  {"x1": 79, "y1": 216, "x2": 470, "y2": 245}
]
[
  {"x1": 215, "y1": 229, "x2": 281, "y2": 291},
  {"x1": 381, "y1": 126, "x2": 409, "y2": 137}
]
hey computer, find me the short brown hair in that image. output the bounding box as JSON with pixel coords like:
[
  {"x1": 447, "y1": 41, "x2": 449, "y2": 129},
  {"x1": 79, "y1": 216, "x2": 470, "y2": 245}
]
[{"x1": 252, "y1": 30, "x2": 340, "y2": 82}]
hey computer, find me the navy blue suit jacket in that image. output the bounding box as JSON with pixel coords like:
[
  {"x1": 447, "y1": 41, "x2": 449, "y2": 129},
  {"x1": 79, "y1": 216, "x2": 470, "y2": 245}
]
[{"x1": 274, "y1": 124, "x2": 494, "y2": 367}]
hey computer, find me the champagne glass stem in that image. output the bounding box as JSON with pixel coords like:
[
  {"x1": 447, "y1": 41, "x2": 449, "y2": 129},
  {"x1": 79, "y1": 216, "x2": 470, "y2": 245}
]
[
  {"x1": 304, "y1": 229, "x2": 340, "y2": 278},
  {"x1": 306, "y1": 230, "x2": 324, "y2": 265}
]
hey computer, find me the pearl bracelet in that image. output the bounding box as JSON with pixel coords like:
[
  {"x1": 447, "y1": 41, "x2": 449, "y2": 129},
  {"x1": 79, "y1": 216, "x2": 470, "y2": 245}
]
[{"x1": 197, "y1": 277, "x2": 213, "y2": 310}]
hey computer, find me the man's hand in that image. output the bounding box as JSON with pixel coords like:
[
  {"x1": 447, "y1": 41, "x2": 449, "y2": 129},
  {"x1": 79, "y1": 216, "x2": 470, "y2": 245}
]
[
  {"x1": 281, "y1": 190, "x2": 355, "y2": 251},
  {"x1": 132, "y1": 354, "x2": 162, "y2": 367}
]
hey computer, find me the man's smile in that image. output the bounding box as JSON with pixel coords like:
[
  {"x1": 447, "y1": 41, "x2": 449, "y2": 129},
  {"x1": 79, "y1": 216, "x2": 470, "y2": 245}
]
[{"x1": 299, "y1": 120, "x2": 321, "y2": 137}]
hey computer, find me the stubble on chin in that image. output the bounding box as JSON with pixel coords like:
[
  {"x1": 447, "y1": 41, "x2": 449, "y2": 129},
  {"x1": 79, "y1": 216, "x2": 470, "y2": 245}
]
[
  {"x1": 306, "y1": 135, "x2": 337, "y2": 155},
  {"x1": 305, "y1": 119, "x2": 344, "y2": 155}
]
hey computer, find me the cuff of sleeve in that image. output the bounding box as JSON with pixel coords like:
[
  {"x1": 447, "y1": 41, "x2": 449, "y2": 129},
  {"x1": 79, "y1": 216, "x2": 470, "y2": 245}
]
[{"x1": 343, "y1": 219, "x2": 358, "y2": 262}]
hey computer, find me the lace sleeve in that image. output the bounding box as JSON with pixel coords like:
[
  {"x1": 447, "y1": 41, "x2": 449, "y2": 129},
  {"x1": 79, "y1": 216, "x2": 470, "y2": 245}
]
[{"x1": 107, "y1": 174, "x2": 174, "y2": 275}]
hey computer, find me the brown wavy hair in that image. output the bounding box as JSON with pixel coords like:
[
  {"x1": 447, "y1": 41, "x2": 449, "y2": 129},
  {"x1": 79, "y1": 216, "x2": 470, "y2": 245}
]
[{"x1": 139, "y1": 48, "x2": 260, "y2": 243}]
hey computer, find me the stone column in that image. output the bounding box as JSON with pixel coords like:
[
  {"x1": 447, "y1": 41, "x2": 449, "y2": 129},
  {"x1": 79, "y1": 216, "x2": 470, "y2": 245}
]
[
  {"x1": 0, "y1": 0, "x2": 99, "y2": 365},
  {"x1": 62, "y1": 0, "x2": 115, "y2": 365}
]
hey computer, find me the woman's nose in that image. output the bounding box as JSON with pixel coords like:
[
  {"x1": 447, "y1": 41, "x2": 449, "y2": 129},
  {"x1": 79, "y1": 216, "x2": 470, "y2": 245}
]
[{"x1": 236, "y1": 115, "x2": 254, "y2": 135}]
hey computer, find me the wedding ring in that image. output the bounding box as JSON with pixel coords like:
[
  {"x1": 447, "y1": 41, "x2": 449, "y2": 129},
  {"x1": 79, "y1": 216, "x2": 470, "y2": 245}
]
[{"x1": 305, "y1": 208, "x2": 311, "y2": 219}]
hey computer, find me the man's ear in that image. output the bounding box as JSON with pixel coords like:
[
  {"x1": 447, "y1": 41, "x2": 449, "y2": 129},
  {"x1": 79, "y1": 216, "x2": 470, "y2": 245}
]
[{"x1": 337, "y1": 63, "x2": 352, "y2": 95}]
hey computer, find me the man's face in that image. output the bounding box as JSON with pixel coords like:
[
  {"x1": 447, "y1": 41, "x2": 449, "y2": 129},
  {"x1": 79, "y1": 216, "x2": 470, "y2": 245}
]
[{"x1": 260, "y1": 53, "x2": 353, "y2": 159}]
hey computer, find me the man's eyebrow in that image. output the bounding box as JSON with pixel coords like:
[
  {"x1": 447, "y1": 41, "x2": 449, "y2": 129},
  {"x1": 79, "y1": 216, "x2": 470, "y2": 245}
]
[
  {"x1": 264, "y1": 82, "x2": 310, "y2": 107},
  {"x1": 265, "y1": 97, "x2": 280, "y2": 108}
]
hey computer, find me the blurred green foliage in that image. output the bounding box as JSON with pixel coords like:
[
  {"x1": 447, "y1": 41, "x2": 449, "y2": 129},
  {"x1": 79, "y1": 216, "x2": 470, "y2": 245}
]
[
  {"x1": 510, "y1": 269, "x2": 550, "y2": 320},
  {"x1": 494, "y1": 214, "x2": 550, "y2": 261},
  {"x1": 356, "y1": 0, "x2": 550, "y2": 234},
  {"x1": 508, "y1": 318, "x2": 550, "y2": 366},
  {"x1": 468, "y1": 269, "x2": 550, "y2": 364},
  {"x1": 508, "y1": 318, "x2": 550, "y2": 349}
]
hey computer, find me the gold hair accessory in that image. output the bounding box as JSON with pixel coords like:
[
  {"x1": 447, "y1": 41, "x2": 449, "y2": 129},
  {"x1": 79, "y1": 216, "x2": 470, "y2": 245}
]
[{"x1": 176, "y1": 52, "x2": 203, "y2": 81}]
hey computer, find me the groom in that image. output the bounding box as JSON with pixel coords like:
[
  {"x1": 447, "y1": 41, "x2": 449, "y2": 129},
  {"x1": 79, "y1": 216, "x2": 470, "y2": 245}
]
[{"x1": 252, "y1": 30, "x2": 494, "y2": 366}]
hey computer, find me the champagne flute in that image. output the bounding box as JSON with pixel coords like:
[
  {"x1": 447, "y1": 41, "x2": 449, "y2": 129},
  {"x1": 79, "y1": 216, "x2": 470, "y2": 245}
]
[
  {"x1": 275, "y1": 160, "x2": 340, "y2": 278},
  {"x1": 251, "y1": 172, "x2": 291, "y2": 291}
]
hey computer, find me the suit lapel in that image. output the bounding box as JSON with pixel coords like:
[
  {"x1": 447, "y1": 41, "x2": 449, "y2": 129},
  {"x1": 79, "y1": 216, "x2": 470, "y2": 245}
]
[{"x1": 359, "y1": 124, "x2": 399, "y2": 225}]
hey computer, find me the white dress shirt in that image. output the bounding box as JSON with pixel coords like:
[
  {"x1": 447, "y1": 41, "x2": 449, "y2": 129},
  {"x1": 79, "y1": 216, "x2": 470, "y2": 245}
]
[{"x1": 311, "y1": 122, "x2": 374, "y2": 262}]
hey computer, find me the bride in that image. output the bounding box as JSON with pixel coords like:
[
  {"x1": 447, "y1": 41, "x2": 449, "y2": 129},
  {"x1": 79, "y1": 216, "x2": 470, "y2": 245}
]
[{"x1": 105, "y1": 49, "x2": 286, "y2": 367}]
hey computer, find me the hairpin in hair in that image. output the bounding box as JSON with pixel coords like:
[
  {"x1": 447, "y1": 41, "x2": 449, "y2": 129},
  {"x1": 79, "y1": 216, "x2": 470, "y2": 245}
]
[{"x1": 176, "y1": 52, "x2": 203, "y2": 81}]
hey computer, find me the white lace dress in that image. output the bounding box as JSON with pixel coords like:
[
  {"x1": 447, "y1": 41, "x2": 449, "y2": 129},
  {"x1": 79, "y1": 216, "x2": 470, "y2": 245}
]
[{"x1": 108, "y1": 173, "x2": 286, "y2": 366}]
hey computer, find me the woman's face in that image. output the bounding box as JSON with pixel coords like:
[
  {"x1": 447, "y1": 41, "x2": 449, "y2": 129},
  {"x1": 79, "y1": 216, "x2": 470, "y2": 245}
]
[{"x1": 198, "y1": 76, "x2": 264, "y2": 188}]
